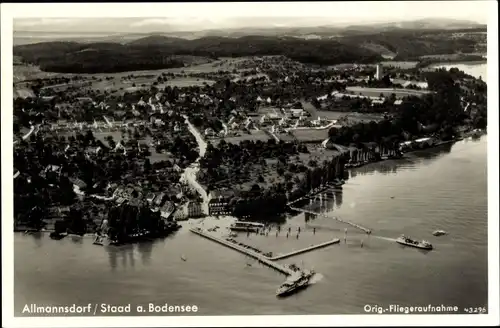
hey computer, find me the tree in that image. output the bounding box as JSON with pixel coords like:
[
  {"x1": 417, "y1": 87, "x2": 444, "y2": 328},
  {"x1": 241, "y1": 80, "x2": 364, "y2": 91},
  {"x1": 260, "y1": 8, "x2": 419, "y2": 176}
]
[{"x1": 141, "y1": 157, "x2": 151, "y2": 173}]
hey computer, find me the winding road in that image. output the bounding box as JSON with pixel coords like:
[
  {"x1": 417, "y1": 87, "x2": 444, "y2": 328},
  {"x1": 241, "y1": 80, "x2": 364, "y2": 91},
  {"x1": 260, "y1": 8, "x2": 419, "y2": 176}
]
[
  {"x1": 14, "y1": 124, "x2": 39, "y2": 145},
  {"x1": 180, "y1": 115, "x2": 210, "y2": 214}
]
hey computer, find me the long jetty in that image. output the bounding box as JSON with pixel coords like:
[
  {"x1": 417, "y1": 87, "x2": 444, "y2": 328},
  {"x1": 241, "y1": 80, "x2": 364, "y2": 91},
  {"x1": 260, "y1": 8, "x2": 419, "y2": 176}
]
[
  {"x1": 189, "y1": 228, "x2": 294, "y2": 275},
  {"x1": 286, "y1": 184, "x2": 342, "y2": 207},
  {"x1": 288, "y1": 206, "x2": 372, "y2": 234},
  {"x1": 269, "y1": 238, "x2": 340, "y2": 260}
]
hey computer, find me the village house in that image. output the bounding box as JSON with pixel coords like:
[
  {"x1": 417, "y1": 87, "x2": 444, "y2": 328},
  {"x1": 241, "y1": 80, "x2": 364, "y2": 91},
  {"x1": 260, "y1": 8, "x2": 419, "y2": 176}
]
[
  {"x1": 145, "y1": 192, "x2": 156, "y2": 204},
  {"x1": 160, "y1": 201, "x2": 176, "y2": 219},
  {"x1": 204, "y1": 128, "x2": 215, "y2": 137},
  {"x1": 208, "y1": 190, "x2": 233, "y2": 216},
  {"x1": 76, "y1": 97, "x2": 93, "y2": 105},
  {"x1": 187, "y1": 201, "x2": 204, "y2": 218},
  {"x1": 69, "y1": 177, "x2": 87, "y2": 190},
  {"x1": 173, "y1": 203, "x2": 189, "y2": 221},
  {"x1": 289, "y1": 108, "x2": 305, "y2": 118},
  {"x1": 153, "y1": 192, "x2": 166, "y2": 207}
]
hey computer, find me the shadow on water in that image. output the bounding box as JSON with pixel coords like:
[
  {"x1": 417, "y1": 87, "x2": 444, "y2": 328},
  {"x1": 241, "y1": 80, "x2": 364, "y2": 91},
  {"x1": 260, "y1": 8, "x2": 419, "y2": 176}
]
[
  {"x1": 137, "y1": 241, "x2": 154, "y2": 265},
  {"x1": 349, "y1": 142, "x2": 454, "y2": 178},
  {"x1": 70, "y1": 235, "x2": 84, "y2": 244},
  {"x1": 106, "y1": 244, "x2": 135, "y2": 271},
  {"x1": 32, "y1": 232, "x2": 43, "y2": 248},
  {"x1": 105, "y1": 238, "x2": 160, "y2": 270}
]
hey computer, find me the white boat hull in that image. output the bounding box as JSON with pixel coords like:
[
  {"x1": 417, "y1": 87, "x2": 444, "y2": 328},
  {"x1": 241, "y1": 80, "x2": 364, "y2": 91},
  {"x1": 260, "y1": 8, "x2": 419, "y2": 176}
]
[{"x1": 396, "y1": 239, "x2": 433, "y2": 250}]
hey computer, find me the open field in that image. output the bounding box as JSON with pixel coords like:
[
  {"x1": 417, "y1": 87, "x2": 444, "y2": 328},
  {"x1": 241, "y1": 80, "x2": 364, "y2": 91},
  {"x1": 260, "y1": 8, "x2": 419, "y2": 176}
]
[
  {"x1": 148, "y1": 152, "x2": 175, "y2": 164},
  {"x1": 316, "y1": 111, "x2": 384, "y2": 122},
  {"x1": 420, "y1": 53, "x2": 486, "y2": 60},
  {"x1": 212, "y1": 130, "x2": 271, "y2": 145},
  {"x1": 276, "y1": 133, "x2": 296, "y2": 142},
  {"x1": 345, "y1": 86, "x2": 431, "y2": 98},
  {"x1": 296, "y1": 145, "x2": 345, "y2": 165},
  {"x1": 360, "y1": 43, "x2": 396, "y2": 59},
  {"x1": 12, "y1": 57, "x2": 234, "y2": 82},
  {"x1": 61, "y1": 76, "x2": 215, "y2": 96},
  {"x1": 13, "y1": 64, "x2": 61, "y2": 83},
  {"x1": 14, "y1": 87, "x2": 36, "y2": 99},
  {"x1": 165, "y1": 77, "x2": 215, "y2": 87},
  {"x1": 379, "y1": 61, "x2": 419, "y2": 69},
  {"x1": 257, "y1": 106, "x2": 281, "y2": 116},
  {"x1": 291, "y1": 129, "x2": 329, "y2": 143},
  {"x1": 315, "y1": 111, "x2": 346, "y2": 120}
]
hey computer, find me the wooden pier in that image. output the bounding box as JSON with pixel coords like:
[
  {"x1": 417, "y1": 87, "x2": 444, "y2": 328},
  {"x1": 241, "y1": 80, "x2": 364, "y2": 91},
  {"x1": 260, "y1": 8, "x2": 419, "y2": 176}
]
[
  {"x1": 189, "y1": 228, "x2": 295, "y2": 275},
  {"x1": 286, "y1": 184, "x2": 342, "y2": 207},
  {"x1": 269, "y1": 238, "x2": 340, "y2": 260},
  {"x1": 288, "y1": 206, "x2": 372, "y2": 234}
]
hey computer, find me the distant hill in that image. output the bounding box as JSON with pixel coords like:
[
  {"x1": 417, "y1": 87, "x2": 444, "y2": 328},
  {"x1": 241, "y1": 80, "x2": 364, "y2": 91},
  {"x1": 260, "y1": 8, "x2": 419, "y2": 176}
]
[
  {"x1": 13, "y1": 36, "x2": 383, "y2": 73},
  {"x1": 14, "y1": 18, "x2": 487, "y2": 45},
  {"x1": 13, "y1": 19, "x2": 487, "y2": 74},
  {"x1": 128, "y1": 35, "x2": 185, "y2": 46},
  {"x1": 344, "y1": 18, "x2": 485, "y2": 33}
]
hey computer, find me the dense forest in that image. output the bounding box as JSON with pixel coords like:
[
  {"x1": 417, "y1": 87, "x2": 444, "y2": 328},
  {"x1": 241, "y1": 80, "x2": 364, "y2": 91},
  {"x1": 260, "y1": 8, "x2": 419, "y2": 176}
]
[
  {"x1": 341, "y1": 30, "x2": 484, "y2": 60},
  {"x1": 14, "y1": 27, "x2": 486, "y2": 74},
  {"x1": 13, "y1": 36, "x2": 383, "y2": 73}
]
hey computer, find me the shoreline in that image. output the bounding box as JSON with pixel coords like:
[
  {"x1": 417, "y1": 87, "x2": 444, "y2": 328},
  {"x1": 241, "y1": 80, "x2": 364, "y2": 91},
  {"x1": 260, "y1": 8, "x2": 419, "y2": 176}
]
[
  {"x1": 423, "y1": 59, "x2": 487, "y2": 68},
  {"x1": 345, "y1": 131, "x2": 485, "y2": 171}
]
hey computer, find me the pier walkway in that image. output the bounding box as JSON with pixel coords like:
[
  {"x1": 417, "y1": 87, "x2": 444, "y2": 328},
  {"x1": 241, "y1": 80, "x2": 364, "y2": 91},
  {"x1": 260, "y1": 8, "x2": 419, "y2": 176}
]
[
  {"x1": 270, "y1": 238, "x2": 340, "y2": 260},
  {"x1": 189, "y1": 228, "x2": 294, "y2": 275},
  {"x1": 286, "y1": 184, "x2": 342, "y2": 207},
  {"x1": 288, "y1": 206, "x2": 372, "y2": 234}
]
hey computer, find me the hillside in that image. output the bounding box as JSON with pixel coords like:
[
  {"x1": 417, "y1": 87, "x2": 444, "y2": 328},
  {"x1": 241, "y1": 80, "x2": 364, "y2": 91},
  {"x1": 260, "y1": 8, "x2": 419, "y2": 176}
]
[
  {"x1": 128, "y1": 35, "x2": 185, "y2": 46},
  {"x1": 344, "y1": 18, "x2": 484, "y2": 33},
  {"x1": 339, "y1": 29, "x2": 486, "y2": 60},
  {"x1": 13, "y1": 36, "x2": 382, "y2": 73}
]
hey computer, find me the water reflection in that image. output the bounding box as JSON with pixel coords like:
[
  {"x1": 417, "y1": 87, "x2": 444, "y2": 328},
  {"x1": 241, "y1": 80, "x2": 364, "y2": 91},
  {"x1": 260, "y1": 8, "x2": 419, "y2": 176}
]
[
  {"x1": 106, "y1": 244, "x2": 135, "y2": 271},
  {"x1": 335, "y1": 190, "x2": 343, "y2": 208},
  {"x1": 70, "y1": 235, "x2": 84, "y2": 244},
  {"x1": 137, "y1": 241, "x2": 153, "y2": 265},
  {"x1": 300, "y1": 188, "x2": 344, "y2": 223},
  {"x1": 104, "y1": 239, "x2": 159, "y2": 270},
  {"x1": 350, "y1": 142, "x2": 454, "y2": 177},
  {"x1": 32, "y1": 232, "x2": 43, "y2": 248}
]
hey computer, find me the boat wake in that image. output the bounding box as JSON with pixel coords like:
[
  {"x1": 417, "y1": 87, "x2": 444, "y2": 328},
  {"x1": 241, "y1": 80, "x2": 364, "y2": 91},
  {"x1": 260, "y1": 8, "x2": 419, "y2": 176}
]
[
  {"x1": 309, "y1": 273, "x2": 324, "y2": 284},
  {"x1": 372, "y1": 236, "x2": 398, "y2": 242}
]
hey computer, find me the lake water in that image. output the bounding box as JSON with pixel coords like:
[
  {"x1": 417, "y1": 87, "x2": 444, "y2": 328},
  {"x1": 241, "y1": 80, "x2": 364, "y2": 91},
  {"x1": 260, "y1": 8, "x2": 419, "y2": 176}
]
[
  {"x1": 431, "y1": 62, "x2": 487, "y2": 80},
  {"x1": 14, "y1": 136, "x2": 488, "y2": 316}
]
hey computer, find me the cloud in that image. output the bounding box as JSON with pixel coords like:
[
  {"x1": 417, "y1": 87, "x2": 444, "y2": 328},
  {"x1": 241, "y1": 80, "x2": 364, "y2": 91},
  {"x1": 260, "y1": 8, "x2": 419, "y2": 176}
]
[
  {"x1": 130, "y1": 18, "x2": 172, "y2": 27},
  {"x1": 15, "y1": 18, "x2": 83, "y2": 27},
  {"x1": 129, "y1": 17, "x2": 225, "y2": 30}
]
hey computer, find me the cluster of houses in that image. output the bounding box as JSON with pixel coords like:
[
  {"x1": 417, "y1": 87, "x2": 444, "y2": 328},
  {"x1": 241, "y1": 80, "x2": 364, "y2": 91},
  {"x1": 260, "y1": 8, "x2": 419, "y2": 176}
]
[
  {"x1": 173, "y1": 200, "x2": 204, "y2": 221},
  {"x1": 324, "y1": 91, "x2": 406, "y2": 107},
  {"x1": 208, "y1": 190, "x2": 233, "y2": 216},
  {"x1": 46, "y1": 118, "x2": 151, "y2": 132},
  {"x1": 203, "y1": 101, "x2": 321, "y2": 138}
]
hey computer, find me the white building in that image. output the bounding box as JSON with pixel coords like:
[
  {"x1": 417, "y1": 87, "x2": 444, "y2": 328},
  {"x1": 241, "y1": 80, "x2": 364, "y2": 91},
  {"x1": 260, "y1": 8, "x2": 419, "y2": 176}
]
[{"x1": 375, "y1": 64, "x2": 383, "y2": 80}]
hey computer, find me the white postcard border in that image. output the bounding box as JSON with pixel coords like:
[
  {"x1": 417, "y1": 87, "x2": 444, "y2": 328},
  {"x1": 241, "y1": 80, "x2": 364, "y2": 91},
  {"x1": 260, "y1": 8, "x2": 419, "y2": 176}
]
[{"x1": 2, "y1": 2, "x2": 498, "y2": 327}]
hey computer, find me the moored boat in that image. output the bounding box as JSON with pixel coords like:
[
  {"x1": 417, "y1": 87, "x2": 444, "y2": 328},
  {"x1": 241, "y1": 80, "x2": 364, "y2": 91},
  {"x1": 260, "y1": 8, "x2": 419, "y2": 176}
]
[
  {"x1": 276, "y1": 269, "x2": 315, "y2": 297},
  {"x1": 396, "y1": 234, "x2": 433, "y2": 250},
  {"x1": 433, "y1": 230, "x2": 447, "y2": 236},
  {"x1": 49, "y1": 232, "x2": 67, "y2": 240},
  {"x1": 230, "y1": 221, "x2": 265, "y2": 232}
]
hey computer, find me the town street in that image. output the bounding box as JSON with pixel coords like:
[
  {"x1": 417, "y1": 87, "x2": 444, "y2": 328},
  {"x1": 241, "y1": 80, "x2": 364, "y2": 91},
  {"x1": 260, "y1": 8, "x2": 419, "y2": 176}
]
[{"x1": 180, "y1": 115, "x2": 210, "y2": 214}]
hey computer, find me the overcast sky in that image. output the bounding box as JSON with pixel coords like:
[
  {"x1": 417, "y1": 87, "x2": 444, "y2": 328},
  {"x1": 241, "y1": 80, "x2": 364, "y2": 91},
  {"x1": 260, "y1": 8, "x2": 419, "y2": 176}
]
[{"x1": 12, "y1": 1, "x2": 490, "y2": 33}]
